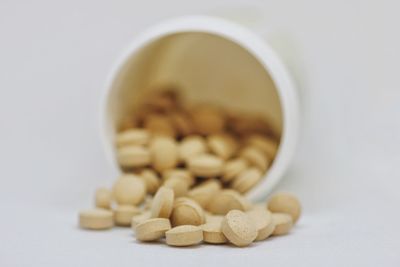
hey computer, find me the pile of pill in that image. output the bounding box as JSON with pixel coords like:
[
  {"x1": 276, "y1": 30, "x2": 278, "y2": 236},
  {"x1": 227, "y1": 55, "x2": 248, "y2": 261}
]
[{"x1": 79, "y1": 89, "x2": 301, "y2": 247}]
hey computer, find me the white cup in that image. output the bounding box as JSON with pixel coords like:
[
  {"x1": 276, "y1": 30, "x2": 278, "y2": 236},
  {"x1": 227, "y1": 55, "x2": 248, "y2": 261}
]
[{"x1": 100, "y1": 15, "x2": 299, "y2": 201}]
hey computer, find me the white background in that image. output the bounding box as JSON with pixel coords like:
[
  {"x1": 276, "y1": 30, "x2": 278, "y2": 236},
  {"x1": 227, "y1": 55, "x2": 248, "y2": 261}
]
[{"x1": 1, "y1": 0, "x2": 399, "y2": 266}]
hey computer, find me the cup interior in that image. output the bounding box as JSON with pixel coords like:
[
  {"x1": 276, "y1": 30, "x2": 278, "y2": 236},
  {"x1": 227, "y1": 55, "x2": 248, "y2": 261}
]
[
  {"x1": 103, "y1": 21, "x2": 295, "y2": 200},
  {"x1": 107, "y1": 32, "x2": 283, "y2": 137}
]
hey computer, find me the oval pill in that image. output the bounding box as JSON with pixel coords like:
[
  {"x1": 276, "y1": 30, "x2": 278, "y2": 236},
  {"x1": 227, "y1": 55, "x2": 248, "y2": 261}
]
[
  {"x1": 188, "y1": 153, "x2": 224, "y2": 177},
  {"x1": 79, "y1": 208, "x2": 114, "y2": 230},
  {"x1": 267, "y1": 192, "x2": 302, "y2": 223},
  {"x1": 151, "y1": 187, "x2": 174, "y2": 218},
  {"x1": 201, "y1": 222, "x2": 227, "y2": 244},
  {"x1": 114, "y1": 205, "x2": 141, "y2": 226},
  {"x1": 166, "y1": 225, "x2": 203, "y2": 247},
  {"x1": 135, "y1": 218, "x2": 171, "y2": 241}
]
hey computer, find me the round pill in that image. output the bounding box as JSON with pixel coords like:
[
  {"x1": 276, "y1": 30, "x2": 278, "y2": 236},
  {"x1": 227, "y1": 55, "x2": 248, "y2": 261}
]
[
  {"x1": 142, "y1": 195, "x2": 153, "y2": 209},
  {"x1": 139, "y1": 169, "x2": 160, "y2": 194},
  {"x1": 222, "y1": 158, "x2": 248, "y2": 183},
  {"x1": 169, "y1": 111, "x2": 194, "y2": 136},
  {"x1": 163, "y1": 177, "x2": 189, "y2": 198},
  {"x1": 205, "y1": 214, "x2": 224, "y2": 224},
  {"x1": 95, "y1": 187, "x2": 112, "y2": 209},
  {"x1": 178, "y1": 135, "x2": 207, "y2": 162},
  {"x1": 241, "y1": 146, "x2": 270, "y2": 172},
  {"x1": 143, "y1": 90, "x2": 179, "y2": 111},
  {"x1": 166, "y1": 225, "x2": 203, "y2": 247},
  {"x1": 144, "y1": 114, "x2": 176, "y2": 137},
  {"x1": 267, "y1": 192, "x2": 302, "y2": 223},
  {"x1": 162, "y1": 168, "x2": 195, "y2": 186},
  {"x1": 79, "y1": 208, "x2": 114, "y2": 230},
  {"x1": 201, "y1": 222, "x2": 227, "y2": 244},
  {"x1": 229, "y1": 114, "x2": 272, "y2": 136},
  {"x1": 113, "y1": 174, "x2": 146, "y2": 206},
  {"x1": 131, "y1": 210, "x2": 151, "y2": 229},
  {"x1": 113, "y1": 174, "x2": 146, "y2": 205},
  {"x1": 246, "y1": 134, "x2": 278, "y2": 158},
  {"x1": 173, "y1": 197, "x2": 194, "y2": 206},
  {"x1": 271, "y1": 213, "x2": 293, "y2": 236},
  {"x1": 206, "y1": 189, "x2": 250, "y2": 215},
  {"x1": 231, "y1": 167, "x2": 263, "y2": 194},
  {"x1": 114, "y1": 205, "x2": 141, "y2": 226},
  {"x1": 150, "y1": 136, "x2": 178, "y2": 172},
  {"x1": 221, "y1": 210, "x2": 257, "y2": 247},
  {"x1": 188, "y1": 179, "x2": 221, "y2": 208},
  {"x1": 246, "y1": 207, "x2": 274, "y2": 241},
  {"x1": 188, "y1": 153, "x2": 224, "y2": 177},
  {"x1": 117, "y1": 145, "x2": 151, "y2": 168},
  {"x1": 151, "y1": 187, "x2": 174, "y2": 218},
  {"x1": 135, "y1": 218, "x2": 171, "y2": 241},
  {"x1": 207, "y1": 133, "x2": 238, "y2": 160},
  {"x1": 171, "y1": 198, "x2": 205, "y2": 226},
  {"x1": 115, "y1": 128, "x2": 150, "y2": 147},
  {"x1": 191, "y1": 106, "x2": 225, "y2": 135}
]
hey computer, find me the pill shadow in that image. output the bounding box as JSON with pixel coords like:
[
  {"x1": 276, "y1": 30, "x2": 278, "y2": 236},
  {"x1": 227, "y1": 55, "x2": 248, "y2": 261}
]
[
  {"x1": 130, "y1": 239, "x2": 204, "y2": 249},
  {"x1": 224, "y1": 242, "x2": 259, "y2": 248},
  {"x1": 75, "y1": 225, "x2": 114, "y2": 232},
  {"x1": 130, "y1": 239, "x2": 165, "y2": 246}
]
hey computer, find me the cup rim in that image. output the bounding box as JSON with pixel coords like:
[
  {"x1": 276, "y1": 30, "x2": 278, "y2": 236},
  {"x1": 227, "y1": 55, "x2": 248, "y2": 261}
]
[{"x1": 100, "y1": 15, "x2": 299, "y2": 200}]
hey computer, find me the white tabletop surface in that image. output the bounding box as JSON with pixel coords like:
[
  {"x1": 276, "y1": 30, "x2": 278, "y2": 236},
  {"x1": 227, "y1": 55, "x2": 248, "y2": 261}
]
[{"x1": 0, "y1": 0, "x2": 399, "y2": 266}]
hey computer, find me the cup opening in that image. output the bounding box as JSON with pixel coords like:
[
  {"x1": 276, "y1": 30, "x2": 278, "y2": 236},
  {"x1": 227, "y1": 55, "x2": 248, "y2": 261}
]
[{"x1": 102, "y1": 16, "x2": 298, "y2": 200}]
